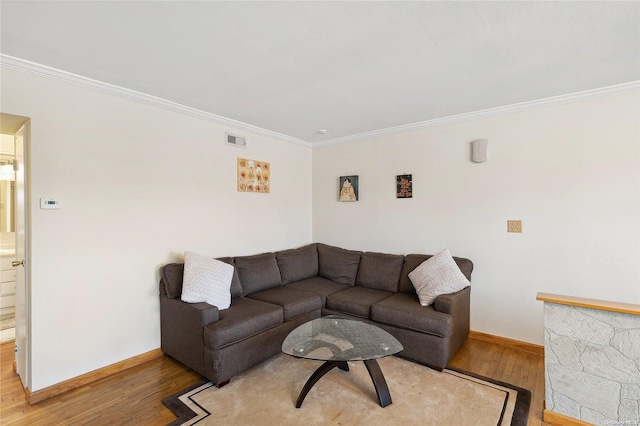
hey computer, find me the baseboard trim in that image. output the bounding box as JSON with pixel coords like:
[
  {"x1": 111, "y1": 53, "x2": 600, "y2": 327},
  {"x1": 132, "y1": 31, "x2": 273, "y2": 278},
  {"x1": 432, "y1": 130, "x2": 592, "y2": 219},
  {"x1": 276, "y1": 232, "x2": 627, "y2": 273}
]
[
  {"x1": 469, "y1": 330, "x2": 544, "y2": 355},
  {"x1": 543, "y1": 409, "x2": 593, "y2": 426},
  {"x1": 27, "y1": 348, "x2": 164, "y2": 405}
]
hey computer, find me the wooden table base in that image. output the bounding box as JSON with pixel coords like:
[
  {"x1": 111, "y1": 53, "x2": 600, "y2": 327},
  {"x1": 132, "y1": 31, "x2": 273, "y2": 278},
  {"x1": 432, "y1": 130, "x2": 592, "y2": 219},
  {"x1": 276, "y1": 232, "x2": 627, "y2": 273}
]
[{"x1": 295, "y1": 359, "x2": 392, "y2": 408}]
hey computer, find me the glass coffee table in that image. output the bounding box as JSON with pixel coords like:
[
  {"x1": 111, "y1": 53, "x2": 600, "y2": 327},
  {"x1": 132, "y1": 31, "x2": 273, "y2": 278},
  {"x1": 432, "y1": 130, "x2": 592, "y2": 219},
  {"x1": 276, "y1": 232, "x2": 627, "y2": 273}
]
[{"x1": 282, "y1": 315, "x2": 403, "y2": 408}]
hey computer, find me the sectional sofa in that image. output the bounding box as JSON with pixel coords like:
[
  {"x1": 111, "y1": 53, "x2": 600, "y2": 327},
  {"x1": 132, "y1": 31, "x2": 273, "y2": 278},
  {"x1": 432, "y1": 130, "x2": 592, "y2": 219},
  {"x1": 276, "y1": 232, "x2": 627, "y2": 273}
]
[{"x1": 159, "y1": 243, "x2": 473, "y2": 387}]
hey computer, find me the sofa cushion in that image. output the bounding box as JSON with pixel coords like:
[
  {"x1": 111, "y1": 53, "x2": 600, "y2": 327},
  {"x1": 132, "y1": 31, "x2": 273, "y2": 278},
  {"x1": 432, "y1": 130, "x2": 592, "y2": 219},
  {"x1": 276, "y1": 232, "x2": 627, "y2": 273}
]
[
  {"x1": 247, "y1": 287, "x2": 321, "y2": 321},
  {"x1": 181, "y1": 251, "x2": 234, "y2": 309},
  {"x1": 276, "y1": 244, "x2": 319, "y2": 285},
  {"x1": 356, "y1": 252, "x2": 404, "y2": 292},
  {"x1": 217, "y1": 257, "x2": 243, "y2": 299},
  {"x1": 317, "y1": 243, "x2": 362, "y2": 285},
  {"x1": 399, "y1": 254, "x2": 473, "y2": 294},
  {"x1": 371, "y1": 292, "x2": 453, "y2": 337},
  {"x1": 285, "y1": 277, "x2": 352, "y2": 306},
  {"x1": 234, "y1": 252, "x2": 282, "y2": 296},
  {"x1": 161, "y1": 263, "x2": 184, "y2": 299},
  {"x1": 326, "y1": 286, "x2": 393, "y2": 319},
  {"x1": 408, "y1": 249, "x2": 471, "y2": 306},
  {"x1": 203, "y1": 297, "x2": 283, "y2": 350}
]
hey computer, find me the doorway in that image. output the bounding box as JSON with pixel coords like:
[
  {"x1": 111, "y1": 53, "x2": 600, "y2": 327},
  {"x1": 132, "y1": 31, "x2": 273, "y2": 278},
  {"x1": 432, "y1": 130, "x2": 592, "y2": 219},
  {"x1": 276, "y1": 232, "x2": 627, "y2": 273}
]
[
  {"x1": 1, "y1": 132, "x2": 16, "y2": 342},
  {"x1": 0, "y1": 112, "x2": 31, "y2": 390}
]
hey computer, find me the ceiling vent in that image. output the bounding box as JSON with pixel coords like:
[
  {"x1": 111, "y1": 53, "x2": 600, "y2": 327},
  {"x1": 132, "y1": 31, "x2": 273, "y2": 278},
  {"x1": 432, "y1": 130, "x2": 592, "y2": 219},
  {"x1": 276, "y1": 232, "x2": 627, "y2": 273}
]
[{"x1": 225, "y1": 132, "x2": 246, "y2": 148}]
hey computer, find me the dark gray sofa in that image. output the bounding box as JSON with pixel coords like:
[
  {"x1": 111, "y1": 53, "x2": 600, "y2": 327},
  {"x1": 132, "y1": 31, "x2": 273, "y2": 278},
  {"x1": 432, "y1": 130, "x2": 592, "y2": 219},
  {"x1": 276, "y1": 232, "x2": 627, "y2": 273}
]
[{"x1": 159, "y1": 243, "x2": 473, "y2": 387}]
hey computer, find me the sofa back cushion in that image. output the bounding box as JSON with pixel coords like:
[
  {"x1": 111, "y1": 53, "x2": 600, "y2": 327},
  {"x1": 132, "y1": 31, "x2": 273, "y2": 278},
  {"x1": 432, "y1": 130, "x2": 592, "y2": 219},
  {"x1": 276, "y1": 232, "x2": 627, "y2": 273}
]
[
  {"x1": 276, "y1": 244, "x2": 319, "y2": 285},
  {"x1": 234, "y1": 252, "x2": 282, "y2": 296},
  {"x1": 161, "y1": 263, "x2": 184, "y2": 299},
  {"x1": 399, "y1": 254, "x2": 474, "y2": 294},
  {"x1": 217, "y1": 257, "x2": 244, "y2": 298},
  {"x1": 356, "y1": 252, "x2": 404, "y2": 292},
  {"x1": 317, "y1": 243, "x2": 362, "y2": 285},
  {"x1": 161, "y1": 258, "x2": 243, "y2": 300}
]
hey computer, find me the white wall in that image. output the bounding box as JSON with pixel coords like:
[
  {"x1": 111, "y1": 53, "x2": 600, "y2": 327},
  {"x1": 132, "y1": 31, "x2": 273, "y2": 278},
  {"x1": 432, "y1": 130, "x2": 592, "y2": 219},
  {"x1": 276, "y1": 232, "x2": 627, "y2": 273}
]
[
  {"x1": 313, "y1": 92, "x2": 640, "y2": 345},
  {"x1": 2, "y1": 63, "x2": 639, "y2": 391},
  {"x1": 1, "y1": 68, "x2": 313, "y2": 391}
]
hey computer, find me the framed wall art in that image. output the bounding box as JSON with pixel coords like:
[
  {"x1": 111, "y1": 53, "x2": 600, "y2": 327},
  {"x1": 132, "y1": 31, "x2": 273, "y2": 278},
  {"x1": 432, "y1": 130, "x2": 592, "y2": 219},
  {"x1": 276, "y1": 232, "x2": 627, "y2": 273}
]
[
  {"x1": 339, "y1": 175, "x2": 358, "y2": 201},
  {"x1": 396, "y1": 174, "x2": 412, "y2": 198},
  {"x1": 237, "y1": 158, "x2": 270, "y2": 193}
]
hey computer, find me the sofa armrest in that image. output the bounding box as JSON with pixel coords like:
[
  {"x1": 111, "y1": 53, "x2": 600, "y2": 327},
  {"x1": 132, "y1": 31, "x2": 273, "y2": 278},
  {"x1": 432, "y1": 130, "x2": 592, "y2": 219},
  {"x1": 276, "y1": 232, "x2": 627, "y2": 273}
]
[
  {"x1": 433, "y1": 286, "x2": 470, "y2": 355},
  {"x1": 160, "y1": 294, "x2": 219, "y2": 375},
  {"x1": 434, "y1": 286, "x2": 470, "y2": 315},
  {"x1": 161, "y1": 296, "x2": 220, "y2": 325}
]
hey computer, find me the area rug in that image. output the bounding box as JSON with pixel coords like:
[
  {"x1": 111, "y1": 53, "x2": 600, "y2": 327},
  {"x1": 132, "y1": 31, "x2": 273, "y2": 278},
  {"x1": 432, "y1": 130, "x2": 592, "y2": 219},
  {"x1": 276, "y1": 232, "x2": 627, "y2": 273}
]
[{"x1": 163, "y1": 354, "x2": 530, "y2": 426}]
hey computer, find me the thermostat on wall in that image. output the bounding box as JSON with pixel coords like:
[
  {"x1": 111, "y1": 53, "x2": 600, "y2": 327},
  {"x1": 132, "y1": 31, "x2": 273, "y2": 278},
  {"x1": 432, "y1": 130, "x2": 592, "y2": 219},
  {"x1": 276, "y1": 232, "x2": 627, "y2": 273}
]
[{"x1": 40, "y1": 198, "x2": 61, "y2": 210}]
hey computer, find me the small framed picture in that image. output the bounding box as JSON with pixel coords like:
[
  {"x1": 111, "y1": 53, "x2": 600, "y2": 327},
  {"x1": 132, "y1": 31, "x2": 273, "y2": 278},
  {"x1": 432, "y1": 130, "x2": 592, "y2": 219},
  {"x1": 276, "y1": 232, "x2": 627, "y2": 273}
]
[
  {"x1": 396, "y1": 174, "x2": 412, "y2": 198},
  {"x1": 237, "y1": 158, "x2": 270, "y2": 193},
  {"x1": 339, "y1": 175, "x2": 358, "y2": 202}
]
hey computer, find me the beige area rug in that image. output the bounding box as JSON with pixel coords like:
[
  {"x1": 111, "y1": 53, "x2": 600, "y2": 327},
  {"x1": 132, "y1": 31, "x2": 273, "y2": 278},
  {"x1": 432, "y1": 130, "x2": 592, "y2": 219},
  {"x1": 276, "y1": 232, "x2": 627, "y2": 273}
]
[{"x1": 163, "y1": 354, "x2": 530, "y2": 426}]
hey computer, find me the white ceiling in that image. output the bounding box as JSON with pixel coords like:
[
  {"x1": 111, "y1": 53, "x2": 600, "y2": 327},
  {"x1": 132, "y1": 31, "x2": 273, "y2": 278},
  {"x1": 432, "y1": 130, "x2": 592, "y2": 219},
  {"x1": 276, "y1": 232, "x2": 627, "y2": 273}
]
[{"x1": 1, "y1": 1, "x2": 639, "y2": 145}]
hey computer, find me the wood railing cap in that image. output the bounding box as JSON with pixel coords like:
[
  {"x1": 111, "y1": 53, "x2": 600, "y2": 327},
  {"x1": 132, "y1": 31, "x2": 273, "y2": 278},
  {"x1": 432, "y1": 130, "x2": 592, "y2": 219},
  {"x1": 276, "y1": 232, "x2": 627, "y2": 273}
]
[{"x1": 536, "y1": 292, "x2": 640, "y2": 316}]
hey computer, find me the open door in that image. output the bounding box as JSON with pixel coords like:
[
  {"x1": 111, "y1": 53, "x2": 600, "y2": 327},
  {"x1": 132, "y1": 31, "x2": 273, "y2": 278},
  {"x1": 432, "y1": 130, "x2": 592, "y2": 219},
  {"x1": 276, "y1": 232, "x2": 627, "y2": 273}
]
[{"x1": 13, "y1": 123, "x2": 30, "y2": 389}]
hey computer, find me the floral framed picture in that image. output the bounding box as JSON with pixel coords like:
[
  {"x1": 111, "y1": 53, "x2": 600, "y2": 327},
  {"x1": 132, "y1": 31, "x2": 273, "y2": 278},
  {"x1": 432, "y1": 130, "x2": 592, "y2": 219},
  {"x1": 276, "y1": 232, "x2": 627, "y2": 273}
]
[
  {"x1": 237, "y1": 158, "x2": 270, "y2": 193},
  {"x1": 339, "y1": 175, "x2": 358, "y2": 201},
  {"x1": 396, "y1": 174, "x2": 412, "y2": 198}
]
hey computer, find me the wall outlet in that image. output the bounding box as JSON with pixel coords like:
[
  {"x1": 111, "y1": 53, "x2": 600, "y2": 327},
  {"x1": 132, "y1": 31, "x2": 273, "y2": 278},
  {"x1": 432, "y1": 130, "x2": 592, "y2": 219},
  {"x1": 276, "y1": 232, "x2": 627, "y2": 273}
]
[{"x1": 507, "y1": 220, "x2": 522, "y2": 233}]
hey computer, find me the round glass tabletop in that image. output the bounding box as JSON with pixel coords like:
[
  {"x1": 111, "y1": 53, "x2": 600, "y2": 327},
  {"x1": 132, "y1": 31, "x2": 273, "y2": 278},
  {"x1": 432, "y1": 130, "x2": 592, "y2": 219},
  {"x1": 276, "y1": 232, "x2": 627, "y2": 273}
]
[{"x1": 282, "y1": 315, "x2": 403, "y2": 362}]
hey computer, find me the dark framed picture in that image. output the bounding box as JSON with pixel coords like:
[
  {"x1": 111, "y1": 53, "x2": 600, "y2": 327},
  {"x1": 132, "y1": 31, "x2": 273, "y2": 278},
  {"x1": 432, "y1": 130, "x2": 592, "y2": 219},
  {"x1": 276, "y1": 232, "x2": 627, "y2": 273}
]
[
  {"x1": 396, "y1": 174, "x2": 412, "y2": 198},
  {"x1": 339, "y1": 175, "x2": 358, "y2": 201}
]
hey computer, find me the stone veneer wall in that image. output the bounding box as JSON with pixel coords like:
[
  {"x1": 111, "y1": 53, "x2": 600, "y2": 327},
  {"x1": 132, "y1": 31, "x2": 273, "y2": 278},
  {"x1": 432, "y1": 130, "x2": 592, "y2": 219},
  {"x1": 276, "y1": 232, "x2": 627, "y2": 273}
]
[{"x1": 544, "y1": 302, "x2": 640, "y2": 425}]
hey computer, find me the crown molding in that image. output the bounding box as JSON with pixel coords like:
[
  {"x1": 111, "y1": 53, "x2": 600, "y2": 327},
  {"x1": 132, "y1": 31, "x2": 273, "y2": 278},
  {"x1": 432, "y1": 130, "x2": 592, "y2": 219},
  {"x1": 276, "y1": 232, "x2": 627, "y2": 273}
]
[
  {"x1": 313, "y1": 80, "x2": 640, "y2": 148},
  {"x1": 0, "y1": 54, "x2": 312, "y2": 148},
  {"x1": 2, "y1": 54, "x2": 638, "y2": 149}
]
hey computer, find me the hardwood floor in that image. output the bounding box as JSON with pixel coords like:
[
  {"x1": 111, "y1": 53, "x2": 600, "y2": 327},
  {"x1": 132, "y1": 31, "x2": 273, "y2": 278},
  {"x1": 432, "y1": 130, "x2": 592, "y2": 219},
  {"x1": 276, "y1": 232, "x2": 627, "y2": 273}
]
[
  {"x1": 1, "y1": 337, "x2": 544, "y2": 425},
  {"x1": 449, "y1": 337, "x2": 545, "y2": 426},
  {"x1": 0, "y1": 342, "x2": 202, "y2": 425}
]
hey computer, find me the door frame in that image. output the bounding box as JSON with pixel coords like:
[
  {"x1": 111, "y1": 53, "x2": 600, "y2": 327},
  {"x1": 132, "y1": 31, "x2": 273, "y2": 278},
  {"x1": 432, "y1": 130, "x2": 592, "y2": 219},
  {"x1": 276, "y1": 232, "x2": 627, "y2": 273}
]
[{"x1": 0, "y1": 113, "x2": 31, "y2": 391}]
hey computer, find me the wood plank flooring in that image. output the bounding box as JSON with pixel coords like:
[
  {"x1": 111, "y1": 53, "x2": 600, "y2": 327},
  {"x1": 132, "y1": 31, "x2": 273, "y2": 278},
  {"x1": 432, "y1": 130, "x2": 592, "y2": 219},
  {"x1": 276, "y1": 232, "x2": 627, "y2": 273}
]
[
  {"x1": 1, "y1": 337, "x2": 544, "y2": 425},
  {"x1": 448, "y1": 338, "x2": 545, "y2": 426}
]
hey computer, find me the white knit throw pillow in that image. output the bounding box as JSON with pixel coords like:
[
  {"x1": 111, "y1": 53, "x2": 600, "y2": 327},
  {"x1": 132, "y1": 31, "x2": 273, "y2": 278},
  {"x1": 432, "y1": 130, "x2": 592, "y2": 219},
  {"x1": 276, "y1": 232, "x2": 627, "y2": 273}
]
[
  {"x1": 181, "y1": 251, "x2": 233, "y2": 309},
  {"x1": 408, "y1": 249, "x2": 470, "y2": 306}
]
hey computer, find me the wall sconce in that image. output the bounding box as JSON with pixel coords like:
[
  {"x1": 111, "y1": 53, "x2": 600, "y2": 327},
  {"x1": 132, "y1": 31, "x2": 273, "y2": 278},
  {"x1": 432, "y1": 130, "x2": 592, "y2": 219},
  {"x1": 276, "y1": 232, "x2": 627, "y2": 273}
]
[{"x1": 471, "y1": 139, "x2": 488, "y2": 163}]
